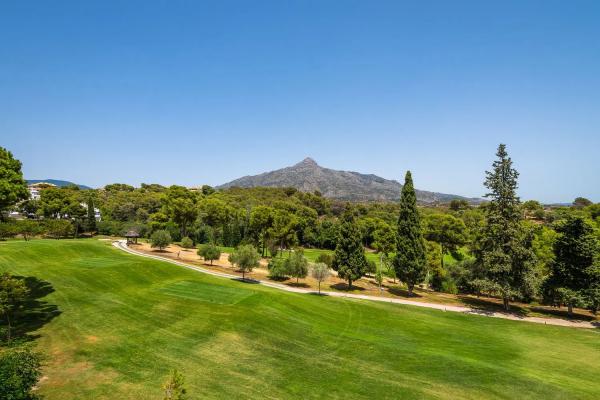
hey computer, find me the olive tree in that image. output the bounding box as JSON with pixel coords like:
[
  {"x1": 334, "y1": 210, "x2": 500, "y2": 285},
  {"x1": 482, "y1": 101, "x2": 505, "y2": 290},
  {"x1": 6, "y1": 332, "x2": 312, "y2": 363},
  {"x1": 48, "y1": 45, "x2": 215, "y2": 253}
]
[
  {"x1": 151, "y1": 230, "x2": 172, "y2": 251},
  {"x1": 198, "y1": 243, "x2": 221, "y2": 265},
  {"x1": 228, "y1": 244, "x2": 261, "y2": 280},
  {"x1": 311, "y1": 262, "x2": 331, "y2": 294}
]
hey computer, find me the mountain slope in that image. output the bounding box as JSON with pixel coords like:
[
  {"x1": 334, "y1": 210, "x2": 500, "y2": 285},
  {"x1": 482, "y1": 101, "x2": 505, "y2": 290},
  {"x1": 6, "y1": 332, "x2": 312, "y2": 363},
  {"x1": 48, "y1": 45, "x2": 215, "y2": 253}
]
[
  {"x1": 27, "y1": 179, "x2": 92, "y2": 190},
  {"x1": 218, "y1": 158, "x2": 477, "y2": 203}
]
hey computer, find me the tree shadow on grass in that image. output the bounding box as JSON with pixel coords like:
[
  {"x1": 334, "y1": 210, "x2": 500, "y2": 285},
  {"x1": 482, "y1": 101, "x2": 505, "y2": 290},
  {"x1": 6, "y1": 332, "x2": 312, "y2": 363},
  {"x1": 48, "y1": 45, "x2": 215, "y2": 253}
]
[
  {"x1": 230, "y1": 277, "x2": 260, "y2": 284},
  {"x1": 528, "y1": 305, "x2": 597, "y2": 322},
  {"x1": 457, "y1": 296, "x2": 529, "y2": 318},
  {"x1": 286, "y1": 282, "x2": 310, "y2": 288},
  {"x1": 4, "y1": 276, "x2": 61, "y2": 344},
  {"x1": 387, "y1": 286, "x2": 422, "y2": 298},
  {"x1": 330, "y1": 283, "x2": 366, "y2": 292}
]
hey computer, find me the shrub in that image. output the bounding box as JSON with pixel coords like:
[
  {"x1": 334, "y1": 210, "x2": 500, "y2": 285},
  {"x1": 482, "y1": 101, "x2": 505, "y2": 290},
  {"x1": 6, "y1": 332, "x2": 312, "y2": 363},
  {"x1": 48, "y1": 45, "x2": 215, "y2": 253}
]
[
  {"x1": 286, "y1": 250, "x2": 309, "y2": 283},
  {"x1": 268, "y1": 257, "x2": 288, "y2": 280},
  {"x1": 180, "y1": 237, "x2": 194, "y2": 249},
  {"x1": 315, "y1": 253, "x2": 333, "y2": 267},
  {"x1": 151, "y1": 230, "x2": 172, "y2": 250},
  {"x1": 198, "y1": 243, "x2": 221, "y2": 265},
  {"x1": 0, "y1": 345, "x2": 42, "y2": 400}
]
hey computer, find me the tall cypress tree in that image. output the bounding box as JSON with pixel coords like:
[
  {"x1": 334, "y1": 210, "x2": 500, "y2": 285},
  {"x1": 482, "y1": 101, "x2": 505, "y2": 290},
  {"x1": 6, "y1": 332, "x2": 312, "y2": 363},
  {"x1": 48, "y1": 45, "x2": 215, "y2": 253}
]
[
  {"x1": 86, "y1": 195, "x2": 97, "y2": 233},
  {"x1": 475, "y1": 144, "x2": 536, "y2": 310},
  {"x1": 394, "y1": 171, "x2": 427, "y2": 296},
  {"x1": 332, "y1": 207, "x2": 368, "y2": 288}
]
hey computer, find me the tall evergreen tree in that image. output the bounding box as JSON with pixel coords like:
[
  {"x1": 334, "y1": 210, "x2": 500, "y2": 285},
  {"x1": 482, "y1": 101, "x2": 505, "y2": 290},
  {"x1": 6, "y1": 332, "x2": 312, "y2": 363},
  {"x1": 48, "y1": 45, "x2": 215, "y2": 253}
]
[
  {"x1": 543, "y1": 216, "x2": 600, "y2": 316},
  {"x1": 86, "y1": 195, "x2": 97, "y2": 232},
  {"x1": 332, "y1": 207, "x2": 368, "y2": 288},
  {"x1": 475, "y1": 144, "x2": 537, "y2": 310},
  {"x1": 0, "y1": 147, "x2": 29, "y2": 220},
  {"x1": 393, "y1": 171, "x2": 427, "y2": 296}
]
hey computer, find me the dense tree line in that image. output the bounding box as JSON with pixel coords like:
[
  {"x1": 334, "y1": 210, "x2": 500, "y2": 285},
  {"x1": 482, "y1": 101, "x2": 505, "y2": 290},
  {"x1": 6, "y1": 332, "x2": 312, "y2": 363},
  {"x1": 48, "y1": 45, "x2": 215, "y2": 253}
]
[{"x1": 1, "y1": 145, "x2": 600, "y2": 313}]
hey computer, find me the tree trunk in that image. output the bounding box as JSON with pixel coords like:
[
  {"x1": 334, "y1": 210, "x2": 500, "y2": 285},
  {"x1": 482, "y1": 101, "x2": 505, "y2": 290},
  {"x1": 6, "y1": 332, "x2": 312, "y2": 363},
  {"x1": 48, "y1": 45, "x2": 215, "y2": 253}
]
[
  {"x1": 440, "y1": 245, "x2": 445, "y2": 269},
  {"x1": 348, "y1": 278, "x2": 352, "y2": 289},
  {"x1": 318, "y1": 281, "x2": 321, "y2": 294},
  {"x1": 503, "y1": 297, "x2": 510, "y2": 311},
  {"x1": 408, "y1": 284, "x2": 413, "y2": 297},
  {"x1": 568, "y1": 302, "x2": 573, "y2": 317}
]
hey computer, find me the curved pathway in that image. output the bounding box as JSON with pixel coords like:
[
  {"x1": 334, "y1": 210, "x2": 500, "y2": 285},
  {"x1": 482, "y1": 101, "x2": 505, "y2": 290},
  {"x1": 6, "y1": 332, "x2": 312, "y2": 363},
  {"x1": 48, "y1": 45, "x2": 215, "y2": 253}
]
[{"x1": 113, "y1": 240, "x2": 598, "y2": 330}]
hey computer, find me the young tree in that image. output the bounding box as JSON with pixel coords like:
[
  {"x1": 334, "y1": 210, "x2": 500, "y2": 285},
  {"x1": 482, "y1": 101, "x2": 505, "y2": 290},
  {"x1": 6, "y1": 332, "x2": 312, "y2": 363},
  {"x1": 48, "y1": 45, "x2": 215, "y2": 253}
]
[
  {"x1": 315, "y1": 253, "x2": 333, "y2": 268},
  {"x1": 372, "y1": 222, "x2": 396, "y2": 257},
  {"x1": 0, "y1": 272, "x2": 29, "y2": 344},
  {"x1": 286, "y1": 250, "x2": 309, "y2": 284},
  {"x1": 267, "y1": 257, "x2": 289, "y2": 280},
  {"x1": 198, "y1": 243, "x2": 221, "y2": 265},
  {"x1": 475, "y1": 144, "x2": 537, "y2": 310},
  {"x1": 44, "y1": 219, "x2": 73, "y2": 239},
  {"x1": 0, "y1": 147, "x2": 29, "y2": 219},
  {"x1": 151, "y1": 230, "x2": 172, "y2": 251},
  {"x1": 162, "y1": 369, "x2": 187, "y2": 400},
  {"x1": 332, "y1": 208, "x2": 368, "y2": 288},
  {"x1": 543, "y1": 216, "x2": 600, "y2": 316},
  {"x1": 0, "y1": 345, "x2": 43, "y2": 399},
  {"x1": 228, "y1": 244, "x2": 261, "y2": 280},
  {"x1": 86, "y1": 195, "x2": 97, "y2": 232},
  {"x1": 15, "y1": 220, "x2": 43, "y2": 241},
  {"x1": 394, "y1": 171, "x2": 427, "y2": 296},
  {"x1": 424, "y1": 213, "x2": 468, "y2": 269},
  {"x1": 311, "y1": 262, "x2": 331, "y2": 294},
  {"x1": 180, "y1": 237, "x2": 194, "y2": 249}
]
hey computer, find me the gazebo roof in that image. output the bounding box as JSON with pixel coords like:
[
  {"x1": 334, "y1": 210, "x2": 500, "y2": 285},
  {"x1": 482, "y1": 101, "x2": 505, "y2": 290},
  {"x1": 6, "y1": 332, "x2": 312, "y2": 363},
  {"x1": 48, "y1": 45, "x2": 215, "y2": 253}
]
[{"x1": 124, "y1": 230, "x2": 140, "y2": 238}]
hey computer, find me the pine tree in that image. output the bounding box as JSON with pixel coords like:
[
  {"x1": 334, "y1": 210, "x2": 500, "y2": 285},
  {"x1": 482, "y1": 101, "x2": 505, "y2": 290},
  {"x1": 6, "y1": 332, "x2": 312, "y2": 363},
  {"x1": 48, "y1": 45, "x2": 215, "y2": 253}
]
[
  {"x1": 543, "y1": 216, "x2": 600, "y2": 316},
  {"x1": 475, "y1": 144, "x2": 537, "y2": 310},
  {"x1": 332, "y1": 207, "x2": 368, "y2": 288},
  {"x1": 393, "y1": 171, "x2": 427, "y2": 296},
  {"x1": 86, "y1": 195, "x2": 97, "y2": 233}
]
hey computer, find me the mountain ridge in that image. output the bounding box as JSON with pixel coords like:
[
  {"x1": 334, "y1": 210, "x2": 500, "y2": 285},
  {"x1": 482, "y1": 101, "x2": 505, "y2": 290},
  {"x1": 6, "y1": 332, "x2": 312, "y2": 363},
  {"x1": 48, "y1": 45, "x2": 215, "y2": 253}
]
[{"x1": 218, "y1": 158, "x2": 479, "y2": 203}]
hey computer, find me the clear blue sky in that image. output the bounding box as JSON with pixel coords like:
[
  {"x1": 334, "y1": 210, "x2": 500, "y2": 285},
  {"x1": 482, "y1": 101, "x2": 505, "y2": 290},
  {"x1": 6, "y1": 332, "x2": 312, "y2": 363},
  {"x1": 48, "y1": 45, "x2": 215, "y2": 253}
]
[{"x1": 1, "y1": 1, "x2": 599, "y2": 203}]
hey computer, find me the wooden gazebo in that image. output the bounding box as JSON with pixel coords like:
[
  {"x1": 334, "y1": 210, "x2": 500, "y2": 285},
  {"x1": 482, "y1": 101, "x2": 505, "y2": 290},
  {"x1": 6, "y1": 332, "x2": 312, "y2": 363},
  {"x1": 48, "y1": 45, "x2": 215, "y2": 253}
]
[{"x1": 125, "y1": 230, "x2": 140, "y2": 244}]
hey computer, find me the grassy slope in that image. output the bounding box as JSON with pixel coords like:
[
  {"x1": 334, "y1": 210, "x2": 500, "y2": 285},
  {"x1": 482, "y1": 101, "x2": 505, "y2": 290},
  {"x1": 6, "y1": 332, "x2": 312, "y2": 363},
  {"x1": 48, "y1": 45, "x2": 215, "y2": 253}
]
[{"x1": 0, "y1": 240, "x2": 599, "y2": 399}]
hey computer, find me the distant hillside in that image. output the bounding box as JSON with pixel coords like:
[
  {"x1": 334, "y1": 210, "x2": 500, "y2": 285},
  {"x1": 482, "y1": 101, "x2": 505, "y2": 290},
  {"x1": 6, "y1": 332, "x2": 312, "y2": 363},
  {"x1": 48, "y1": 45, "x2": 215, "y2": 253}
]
[
  {"x1": 27, "y1": 179, "x2": 92, "y2": 190},
  {"x1": 218, "y1": 158, "x2": 479, "y2": 203}
]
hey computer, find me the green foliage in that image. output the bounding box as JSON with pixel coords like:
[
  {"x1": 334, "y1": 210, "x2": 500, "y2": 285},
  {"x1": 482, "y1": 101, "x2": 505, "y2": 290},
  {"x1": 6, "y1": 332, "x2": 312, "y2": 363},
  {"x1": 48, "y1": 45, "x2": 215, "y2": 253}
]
[
  {"x1": 267, "y1": 257, "x2": 289, "y2": 280},
  {"x1": 0, "y1": 345, "x2": 43, "y2": 400},
  {"x1": 286, "y1": 250, "x2": 309, "y2": 283},
  {"x1": 0, "y1": 147, "x2": 29, "y2": 217},
  {"x1": 372, "y1": 222, "x2": 396, "y2": 255},
  {"x1": 449, "y1": 199, "x2": 470, "y2": 211},
  {"x1": 310, "y1": 262, "x2": 331, "y2": 293},
  {"x1": 162, "y1": 369, "x2": 187, "y2": 400},
  {"x1": 573, "y1": 197, "x2": 593, "y2": 209},
  {"x1": 332, "y1": 208, "x2": 368, "y2": 288},
  {"x1": 315, "y1": 253, "x2": 333, "y2": 268},
  {"x1": 475, "y1": 144, "x2": 537, "y2": 310},
  {"x1": 151, "y1": 230, "x2": 172, "y2": 250},
  {"x1": 0, "y1": 272, "x2": 29, "y2": 343},
  {"x1": 424, "y1": 213, "x2": 468, "y2": 268},
  {"x1": 44, "y1": 219, "x2": 73, "y2": 239},
  {"x1": 228, "y1": 244, "x2": 261, "y2": 279},
  {"x1": 180, "y1": 237, "x2": 194, "y2": 249},
  {"x1": 162, "y1": 186, "x2": 198, "y2": 238},
  {"x1": 39, "y1": 187, "x2": 85, "y2": 220},
  {"x1": 14, "y1": 220, "x2": 44, "y2": 241},
  {"x1": 394, "y1": 171, "x2": 427, "y2": 295},
  {"x1": 543, "y1": 216, "x2": 600, "y2": 314},
  {"x1": 197, "y1": 243, "x2": 221, "y2": 265},
  {"x1": 86, "y1": 195, "x2": 97, "y2": 232}
]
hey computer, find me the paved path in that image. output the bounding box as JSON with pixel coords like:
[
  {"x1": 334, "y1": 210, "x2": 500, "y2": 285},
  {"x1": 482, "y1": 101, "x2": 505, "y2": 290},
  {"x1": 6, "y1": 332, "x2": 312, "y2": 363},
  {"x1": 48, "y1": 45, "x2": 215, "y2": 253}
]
[{"x1": 113, "y1": 240, "x2": 598, "y2": 330}]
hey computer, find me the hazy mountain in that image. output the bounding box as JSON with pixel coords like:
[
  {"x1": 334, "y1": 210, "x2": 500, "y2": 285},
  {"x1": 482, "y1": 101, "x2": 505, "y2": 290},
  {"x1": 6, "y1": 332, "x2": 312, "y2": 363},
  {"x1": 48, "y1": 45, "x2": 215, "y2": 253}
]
[
  {"x1": 218, "y1": 158, "x2": 479, "y2": 203},
  {"x1": 27, "y1": 179, "x2": 92, "y2": 190}
]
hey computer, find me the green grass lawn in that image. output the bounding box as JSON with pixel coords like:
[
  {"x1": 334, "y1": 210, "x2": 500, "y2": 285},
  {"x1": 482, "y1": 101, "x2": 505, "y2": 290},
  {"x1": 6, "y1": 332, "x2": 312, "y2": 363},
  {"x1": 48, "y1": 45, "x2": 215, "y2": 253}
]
[{"x1": 1, "y1": 239, "x2": 599, "y2": 399}]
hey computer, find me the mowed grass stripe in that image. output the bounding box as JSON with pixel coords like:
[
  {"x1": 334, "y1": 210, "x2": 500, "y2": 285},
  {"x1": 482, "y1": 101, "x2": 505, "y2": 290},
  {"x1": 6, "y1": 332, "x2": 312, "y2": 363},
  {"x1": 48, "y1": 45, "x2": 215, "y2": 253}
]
[{"x1": 0, "y1": 239, "x2": 599, "y2": 399}]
